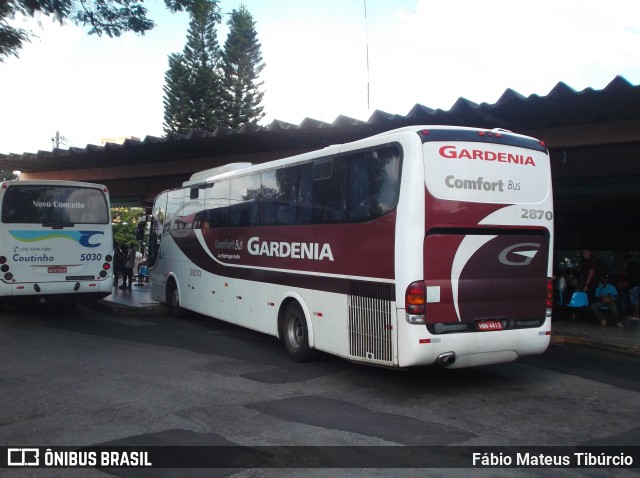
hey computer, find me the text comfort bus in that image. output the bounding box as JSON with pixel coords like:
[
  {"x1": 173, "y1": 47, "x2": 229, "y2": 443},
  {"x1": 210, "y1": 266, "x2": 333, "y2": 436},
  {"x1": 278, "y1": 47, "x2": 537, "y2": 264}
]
[
  {"x1": 147, "y1": 126, "x2": 554, "y2": 368},
  {"x1": 0, "y1": 180, "x2": 114, "y2": 308}
]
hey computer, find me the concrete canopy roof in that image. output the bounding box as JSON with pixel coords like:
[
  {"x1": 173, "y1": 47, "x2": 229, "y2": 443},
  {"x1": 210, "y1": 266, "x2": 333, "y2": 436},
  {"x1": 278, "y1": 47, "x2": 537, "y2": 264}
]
[{"x1": 1, "y1": 75, "x2": 638, "y2": 174}]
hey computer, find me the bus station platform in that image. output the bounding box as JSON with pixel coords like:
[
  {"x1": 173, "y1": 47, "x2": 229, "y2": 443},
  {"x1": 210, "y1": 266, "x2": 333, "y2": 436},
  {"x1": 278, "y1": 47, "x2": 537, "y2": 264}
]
[
  {"x1": 93, "y1": 284, "x2": 171, "y2": 317},
  {"x1": 93, "y1": 286, "x2": 640, "y2": 357}
]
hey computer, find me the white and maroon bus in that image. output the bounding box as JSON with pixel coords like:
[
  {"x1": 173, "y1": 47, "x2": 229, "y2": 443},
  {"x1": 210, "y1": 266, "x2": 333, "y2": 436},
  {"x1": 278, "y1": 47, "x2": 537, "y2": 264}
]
[{"x1": 148, "y1": 126, "x2": 553, "y2": 368}]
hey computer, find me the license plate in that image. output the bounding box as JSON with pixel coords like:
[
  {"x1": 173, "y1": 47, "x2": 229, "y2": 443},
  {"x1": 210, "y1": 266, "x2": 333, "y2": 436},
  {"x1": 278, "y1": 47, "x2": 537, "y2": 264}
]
[
  {"x1": 48, "y1": 266, "x2": 67, "y2": 273},
  {"x1": 477, "y1": 320, "x2": 504, "y2": 331}
]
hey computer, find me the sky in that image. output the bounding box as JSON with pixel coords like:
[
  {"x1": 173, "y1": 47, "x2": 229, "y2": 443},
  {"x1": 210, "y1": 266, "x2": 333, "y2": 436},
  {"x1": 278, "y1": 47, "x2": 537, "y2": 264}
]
[{"x1": 1, "y1": 0, "x2": 639, "y2": 154}]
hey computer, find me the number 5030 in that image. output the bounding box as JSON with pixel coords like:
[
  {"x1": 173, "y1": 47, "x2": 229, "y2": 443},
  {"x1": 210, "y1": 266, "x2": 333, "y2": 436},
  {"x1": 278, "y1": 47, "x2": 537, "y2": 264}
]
[{"x1": 80, "y1": 253, "x2": 103, "y2": 261}]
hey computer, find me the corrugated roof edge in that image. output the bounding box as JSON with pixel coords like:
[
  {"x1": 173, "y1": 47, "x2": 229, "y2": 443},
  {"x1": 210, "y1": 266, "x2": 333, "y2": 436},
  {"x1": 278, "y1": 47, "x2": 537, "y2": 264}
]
[{"x1": 0, "y1": 75, "x2": 637, "y2": 162}]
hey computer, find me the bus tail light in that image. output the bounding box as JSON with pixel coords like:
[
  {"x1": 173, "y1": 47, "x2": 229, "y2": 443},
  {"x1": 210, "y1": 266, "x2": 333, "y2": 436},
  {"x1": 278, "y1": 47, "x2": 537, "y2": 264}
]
[
  {"x1": 0, "y1": 256, "x2": 6, "y2": 264},
  {"x1": 405, "y1": 281, "x2": 426, "y2": 323},
  {"x1": 546, "y1": 278, "x2": 553, "y2": 309}
]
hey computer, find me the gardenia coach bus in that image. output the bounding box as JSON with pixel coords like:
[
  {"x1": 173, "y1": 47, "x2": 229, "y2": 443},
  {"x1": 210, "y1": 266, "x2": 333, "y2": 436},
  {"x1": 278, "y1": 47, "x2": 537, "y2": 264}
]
[
  {"x1": 0, "y1": 180, "x2": 113, "y2": 309},
  {"x1": 147, "y1": 126, "x2": 554, "y2": 368}
]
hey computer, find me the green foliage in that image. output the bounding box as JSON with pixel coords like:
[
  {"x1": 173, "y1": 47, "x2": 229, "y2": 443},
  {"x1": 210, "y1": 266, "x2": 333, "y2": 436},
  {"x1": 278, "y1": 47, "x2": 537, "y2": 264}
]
[
  {"x1": 163, "y1": 1, "x2": 266, "y2": 133},
  {"x1": 220, "y1": 5, "x2": 265, "y2": 128},
  {"x1": 163, "y1": 0, "x2": 223, "y2": 134},
  {"x1": 0, "y1": 170, "x2": 18, "y2": 180},
  {"x1": 163, "y1": 53, "x2": 192, "y2": 134},
  {"x1": 111, "y1": 206, "x2": 144, "y2": 247},
  {"x1": 0, "y1": 0, "x2": 193, "y2": 61}
]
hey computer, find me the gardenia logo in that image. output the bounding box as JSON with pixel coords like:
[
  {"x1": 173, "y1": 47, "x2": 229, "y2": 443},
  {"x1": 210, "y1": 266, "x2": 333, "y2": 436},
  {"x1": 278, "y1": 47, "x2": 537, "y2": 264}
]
[{"x1": 247, "y1": 237, "x2": 334, "y2": 261}]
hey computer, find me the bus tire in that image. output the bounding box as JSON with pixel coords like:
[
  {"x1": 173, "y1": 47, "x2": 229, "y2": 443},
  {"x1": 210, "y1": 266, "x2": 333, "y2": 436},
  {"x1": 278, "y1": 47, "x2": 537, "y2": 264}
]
[
  {"x1": 281, "y1": 301, "x2": 316, "y2": 362},
  {"x1": 166, "y1": 279, "x2": 188, "y2": 318}
]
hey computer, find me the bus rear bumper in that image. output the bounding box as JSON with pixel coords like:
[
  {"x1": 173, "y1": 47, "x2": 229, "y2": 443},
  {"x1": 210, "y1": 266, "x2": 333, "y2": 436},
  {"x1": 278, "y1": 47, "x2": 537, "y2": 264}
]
[
  {"x1": 0, "y1": 279, "x2": 113, "y2": 301},
  {"x1": 398, "y1": 320, "x2": 551, "y2": 368}
]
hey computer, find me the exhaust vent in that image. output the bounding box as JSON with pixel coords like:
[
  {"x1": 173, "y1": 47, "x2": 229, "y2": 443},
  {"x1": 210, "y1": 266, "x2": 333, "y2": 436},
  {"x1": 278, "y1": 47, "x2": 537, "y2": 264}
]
[{"x1": 348, "y1": 281, "x2": 394, "y2": 364}]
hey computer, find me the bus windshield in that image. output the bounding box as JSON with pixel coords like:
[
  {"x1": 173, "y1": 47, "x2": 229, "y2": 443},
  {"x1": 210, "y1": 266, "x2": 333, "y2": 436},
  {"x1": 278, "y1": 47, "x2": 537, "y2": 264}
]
[{"x1": 1, "y1": 185, "x2": 110, "y2": 225}]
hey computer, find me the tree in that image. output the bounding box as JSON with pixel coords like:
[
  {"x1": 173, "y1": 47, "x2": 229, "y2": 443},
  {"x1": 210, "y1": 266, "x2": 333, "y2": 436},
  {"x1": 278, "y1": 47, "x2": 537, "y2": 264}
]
[
  {"x1": 163, "y1": 0, "x2": 223, "y2": 134},
  {"x1": 162, "y1": 53, "x2": 192, "y2": 134},
  {"x1": 0, "y1": 170, "x2": 18, "y2": 180},
  {"x1": 111, "y1": 206, "x2": 144, "y2": 247},
  {"x1": 220, "y1": 5, "x2": 265, "y2": 128},
  {"x1": 0, "y1": 0, "x2": 193, "y2": 62}
]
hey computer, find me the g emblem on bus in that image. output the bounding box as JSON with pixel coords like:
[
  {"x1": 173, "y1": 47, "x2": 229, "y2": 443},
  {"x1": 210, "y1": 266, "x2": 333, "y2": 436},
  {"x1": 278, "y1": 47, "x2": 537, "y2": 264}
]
[{"x1": 498, "y1": 243, "x2": 540, "y2": 266}]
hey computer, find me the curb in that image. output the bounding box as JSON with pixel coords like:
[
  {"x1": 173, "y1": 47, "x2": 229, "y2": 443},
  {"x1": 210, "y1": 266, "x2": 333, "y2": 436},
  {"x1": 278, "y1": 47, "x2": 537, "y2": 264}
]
[
  {"x1": 90, "y1": 300, "x2": 171, "y2": 317},
  {"x1": 551, "y1": 333, "x2": 640, "y2": 356}
]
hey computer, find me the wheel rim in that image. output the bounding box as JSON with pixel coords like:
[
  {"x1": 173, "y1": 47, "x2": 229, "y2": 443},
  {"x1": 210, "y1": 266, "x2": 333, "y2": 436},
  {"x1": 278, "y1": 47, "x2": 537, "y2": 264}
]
[{"x1": 286, "y1": 313, "x2": 303, "y2": 351}]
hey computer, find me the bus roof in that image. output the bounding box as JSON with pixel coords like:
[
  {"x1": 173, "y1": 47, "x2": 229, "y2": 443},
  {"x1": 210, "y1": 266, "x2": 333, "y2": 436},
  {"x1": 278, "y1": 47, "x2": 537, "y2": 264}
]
[
  {"x1": 180, "y1": 125, "x2": 545, "y2": 189},
  {"x1": 0, "y1": 179, "x2": 109, "y2": 191}
]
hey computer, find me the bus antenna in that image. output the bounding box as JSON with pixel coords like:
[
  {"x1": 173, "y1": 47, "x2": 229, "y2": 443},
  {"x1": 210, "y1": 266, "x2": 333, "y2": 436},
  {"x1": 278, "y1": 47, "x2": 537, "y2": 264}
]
[{"x1": 364, "y1": 0, "x2": 370, "y2": 111}]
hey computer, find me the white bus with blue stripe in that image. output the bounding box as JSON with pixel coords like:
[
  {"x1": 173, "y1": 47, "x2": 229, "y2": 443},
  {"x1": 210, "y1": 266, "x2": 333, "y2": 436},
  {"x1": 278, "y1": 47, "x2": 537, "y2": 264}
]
[{"x1": 0, "y1": 180, "x2": 113, "y2": 308}]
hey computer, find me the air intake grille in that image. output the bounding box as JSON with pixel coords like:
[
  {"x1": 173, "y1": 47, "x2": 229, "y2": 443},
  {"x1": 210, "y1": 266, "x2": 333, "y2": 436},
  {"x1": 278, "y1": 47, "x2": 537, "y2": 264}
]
[{"x1": 348, "y1": 281, "x2": 394, "y2": 364}]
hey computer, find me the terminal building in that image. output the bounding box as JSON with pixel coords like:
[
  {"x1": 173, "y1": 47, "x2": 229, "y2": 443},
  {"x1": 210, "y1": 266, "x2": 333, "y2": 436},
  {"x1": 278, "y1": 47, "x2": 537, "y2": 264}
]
[{"x1": 1, "y1": 76, "x2": 639, "y2": 279}]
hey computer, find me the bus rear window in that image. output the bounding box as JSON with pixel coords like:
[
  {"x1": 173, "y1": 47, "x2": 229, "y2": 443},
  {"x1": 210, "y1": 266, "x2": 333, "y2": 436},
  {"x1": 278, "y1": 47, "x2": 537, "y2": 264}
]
[{"x1": 1, "y1": 185, "x2": 110, "y2": 225}]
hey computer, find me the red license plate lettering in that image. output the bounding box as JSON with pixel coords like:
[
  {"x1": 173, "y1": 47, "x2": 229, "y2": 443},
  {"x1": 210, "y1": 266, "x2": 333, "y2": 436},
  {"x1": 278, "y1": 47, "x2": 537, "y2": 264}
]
[
  {"x1": 48, "y1": 266, "x2": 67, "y2": 273},
  {"x1": 477, "y1": 320, "x2": 504, "y2": 331}
]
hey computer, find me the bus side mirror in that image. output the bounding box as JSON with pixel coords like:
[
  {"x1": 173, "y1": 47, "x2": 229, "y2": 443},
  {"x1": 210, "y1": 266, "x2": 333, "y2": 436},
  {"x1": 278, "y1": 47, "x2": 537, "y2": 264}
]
[{"x1": 136, "y1": 220, "x2": 146, "y2": 241}]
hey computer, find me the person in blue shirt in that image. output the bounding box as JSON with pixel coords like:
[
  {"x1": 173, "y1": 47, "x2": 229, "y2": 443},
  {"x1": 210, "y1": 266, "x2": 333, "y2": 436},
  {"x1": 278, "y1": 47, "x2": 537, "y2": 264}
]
[{"x1": 590, "y1": 275, "x2": 623, "y2": 327}]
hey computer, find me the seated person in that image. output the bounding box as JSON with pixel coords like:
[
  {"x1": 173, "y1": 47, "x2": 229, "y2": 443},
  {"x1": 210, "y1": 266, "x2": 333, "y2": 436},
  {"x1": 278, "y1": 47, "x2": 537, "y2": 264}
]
[
  {"x1": 136, "y1": 263, "x2": 148, "y2": 286},
  {"x1": 590, "y1": 275, "x2": 623, "y2": 327}
]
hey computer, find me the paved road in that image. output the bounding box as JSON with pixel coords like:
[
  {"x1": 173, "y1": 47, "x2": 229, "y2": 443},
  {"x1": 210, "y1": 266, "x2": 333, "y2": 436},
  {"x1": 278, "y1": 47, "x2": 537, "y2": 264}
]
[{"x1": 1, "y1": 303, "x2": 638, "y2": 477}]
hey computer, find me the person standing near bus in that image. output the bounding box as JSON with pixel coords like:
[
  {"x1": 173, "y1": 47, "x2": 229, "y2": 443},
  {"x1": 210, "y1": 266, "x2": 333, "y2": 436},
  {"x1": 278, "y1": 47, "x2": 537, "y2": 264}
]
[
  {"x1": 136, "y1": 245, "x2": 149, "y2": 286},
  {"x1": 113, "y1": 242, "x2": 125, "y2": 288},
  {"x1": 582, "y1": 249, "x2": 598, "y2": 300},
  {"x1": 120, "y1": 244, "x2": 135, "y2": 290}
]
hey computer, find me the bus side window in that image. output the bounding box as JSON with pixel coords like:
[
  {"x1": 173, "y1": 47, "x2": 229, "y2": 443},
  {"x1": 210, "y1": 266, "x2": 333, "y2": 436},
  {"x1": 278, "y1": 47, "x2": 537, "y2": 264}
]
[
  {"x1": 259, "y1": 170, "x2": 278, "y2": 226},
  {"x1": 166, "y1": 189, "x2": 184, "y2": 232},
  {"x1": 311, "y1": 158, "x2": 347, "y2": 224},
  {"x1": 203, "y1": 180, "x2": 230, "y2": 227},
  {"x1": 347, "y1": 146, "x2": 402, "y2": 222},
  {"x1": 348, "y1": 152, "x2": 372, "y2": 221},
  {"x1": 260, "y1": 167, "x2": 300, "y2": 226},
  {"x1": 229, "y1": 174, "x2": 260, "y2": 227},
  {"x1": 298, "y1": 164, "x2": 313, "y2": 224},
  {"x1": 181, "y1": 185, "x2": 203, "y2": 229}
]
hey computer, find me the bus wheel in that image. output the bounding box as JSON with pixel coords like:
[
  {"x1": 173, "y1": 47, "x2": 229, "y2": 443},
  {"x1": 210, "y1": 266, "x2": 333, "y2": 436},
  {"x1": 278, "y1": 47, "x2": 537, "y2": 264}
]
[
  {"x1": 282, "y1": 301, "x2": 315, "y2": 362},
  {"x1": 166, "y1": 280, "x2": 188, "y2": 318}
]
